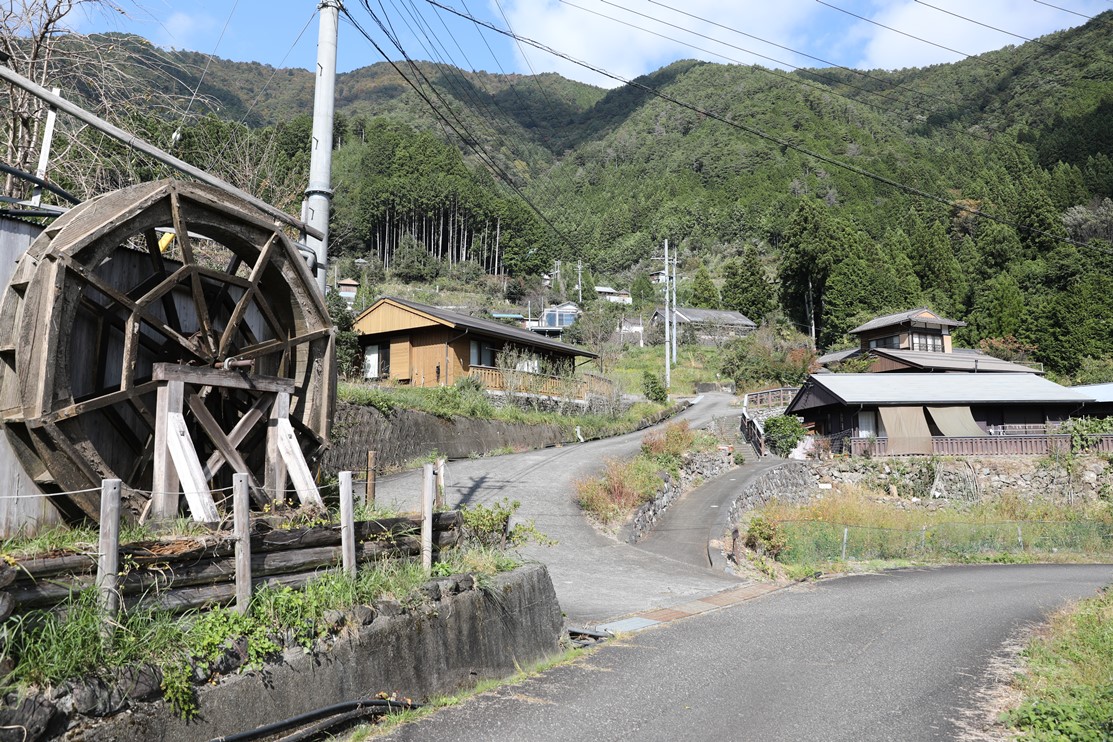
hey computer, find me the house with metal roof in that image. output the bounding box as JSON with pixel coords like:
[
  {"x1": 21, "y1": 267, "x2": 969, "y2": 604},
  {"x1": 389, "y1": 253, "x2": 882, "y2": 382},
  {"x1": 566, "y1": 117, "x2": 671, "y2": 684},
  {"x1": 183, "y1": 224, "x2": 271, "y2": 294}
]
[
  {"x1": 352, "y1": 297, "x2": 601, "y2": 396},
  {"x1": 816, "y1": 308, "x2": 1042, "y2": 374},
  {"x1": 786, "y1": 373, "x2": 1095, "y2": 456},
  {"x1": 650, "y1": 306, "x2": 756, "y2": 345}
]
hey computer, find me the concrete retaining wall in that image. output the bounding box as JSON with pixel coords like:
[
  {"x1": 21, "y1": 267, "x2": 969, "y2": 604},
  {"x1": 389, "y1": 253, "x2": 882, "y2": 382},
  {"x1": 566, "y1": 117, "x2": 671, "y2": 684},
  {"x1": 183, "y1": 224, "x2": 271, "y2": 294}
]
[
  {"x1": 56, "y1": 564, "x2": 563, "y2": 741},
  {"x1": 325, "y1": 404, "x2": 569, "y2": 473}
]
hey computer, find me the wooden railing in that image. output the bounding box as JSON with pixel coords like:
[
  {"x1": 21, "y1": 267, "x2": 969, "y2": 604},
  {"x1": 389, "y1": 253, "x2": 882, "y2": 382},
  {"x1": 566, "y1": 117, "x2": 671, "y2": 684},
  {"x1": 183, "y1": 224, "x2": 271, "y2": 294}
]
[
  {"x1": 743, "y1": 387, "x2": 800, "y2": 409},
  {"x1": 839, "y1": 434, "x2": 1113, "y2": 457},
  {"x1": 468, "y1": 366, "x2": 615, "y2": 401}
]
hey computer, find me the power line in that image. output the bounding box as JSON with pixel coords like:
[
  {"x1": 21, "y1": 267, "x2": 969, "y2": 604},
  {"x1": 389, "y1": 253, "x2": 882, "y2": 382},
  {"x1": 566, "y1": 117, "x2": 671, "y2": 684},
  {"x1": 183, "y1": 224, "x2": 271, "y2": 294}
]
[
  {"x1": 424, "y1": 0, "x2": 1113, "y2": 257},
  {"x1": 913, "y1": 0, "x2": 1093, "y2": 61},
  {"x1": 815, "y1": 0, "x2": 973, "y2": 60}
]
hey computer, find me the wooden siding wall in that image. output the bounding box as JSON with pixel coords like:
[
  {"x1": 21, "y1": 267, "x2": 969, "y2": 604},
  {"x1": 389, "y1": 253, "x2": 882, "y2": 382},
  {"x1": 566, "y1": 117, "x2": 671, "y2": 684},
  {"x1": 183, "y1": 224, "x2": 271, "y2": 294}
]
[
  {"x1": 353, "y1": 303, "x2": 440, "y2": 336},
  {"x1": 0, "y1": 219, "x2": 63, "y2": 537}
]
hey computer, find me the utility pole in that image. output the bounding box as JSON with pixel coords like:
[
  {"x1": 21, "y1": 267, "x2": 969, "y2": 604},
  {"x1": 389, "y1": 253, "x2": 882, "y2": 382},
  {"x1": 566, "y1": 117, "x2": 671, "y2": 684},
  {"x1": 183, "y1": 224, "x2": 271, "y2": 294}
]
[
  {"x1": 30, "y1": 87, "x2": 60, "y2": 207},
  {"x1": 667, "y1": 252, "x2": 676, "y2": 364},
  {"x1": 577, "y1": 260, "x2": 583, "y2": 304},
  {"x1": 663, "y1": 239, "x2": 671, "y2": 389},
  {"x1": 304, "y1": 0, "x2": 342, "y2": 295}
]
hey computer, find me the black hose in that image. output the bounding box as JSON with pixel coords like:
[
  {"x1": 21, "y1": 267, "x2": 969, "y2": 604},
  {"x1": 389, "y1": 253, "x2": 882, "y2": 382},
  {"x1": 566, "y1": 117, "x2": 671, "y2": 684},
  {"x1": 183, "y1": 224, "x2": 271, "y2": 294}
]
[
  {"x1": 0, "y1": 161, "x2": 81, "y2": 204},
  {"x1": 209, "y1": 698, "x2": 421, "y2": 742},
  {"x1": 275, "y1": 708, "x2": 373, "y2": 742}
]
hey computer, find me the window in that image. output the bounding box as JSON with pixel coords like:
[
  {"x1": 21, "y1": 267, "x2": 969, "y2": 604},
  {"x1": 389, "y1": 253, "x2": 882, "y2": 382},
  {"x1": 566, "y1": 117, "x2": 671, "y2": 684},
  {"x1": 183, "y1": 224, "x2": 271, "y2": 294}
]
[
  {"x1": 869, "y1": 335, "x2": 899, "y2": 350},
  {"x1": 911, "y1": 333, "x2": 943, "y2": 353}
]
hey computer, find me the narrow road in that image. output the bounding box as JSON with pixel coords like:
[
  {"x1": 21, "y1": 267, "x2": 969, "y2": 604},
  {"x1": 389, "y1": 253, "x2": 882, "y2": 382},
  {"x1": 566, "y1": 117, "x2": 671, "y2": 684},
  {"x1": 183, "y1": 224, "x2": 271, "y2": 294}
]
[
  {"x1": 636, "y1": 455, "x2": 782, "y2": 569},
  {"x1": 379, "y1": 564, "x2": 1113, "y2": 741},
  {"x1": 374, "y1": 393, "x2": 745, "y2": 622}
]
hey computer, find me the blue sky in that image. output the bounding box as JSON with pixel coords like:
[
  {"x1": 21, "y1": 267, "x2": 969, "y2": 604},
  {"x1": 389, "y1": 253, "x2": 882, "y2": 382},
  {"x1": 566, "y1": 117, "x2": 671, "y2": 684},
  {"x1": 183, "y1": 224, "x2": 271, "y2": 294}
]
[{"x1": 75, "y1": 0, "x2": 1109, "y2": 88}]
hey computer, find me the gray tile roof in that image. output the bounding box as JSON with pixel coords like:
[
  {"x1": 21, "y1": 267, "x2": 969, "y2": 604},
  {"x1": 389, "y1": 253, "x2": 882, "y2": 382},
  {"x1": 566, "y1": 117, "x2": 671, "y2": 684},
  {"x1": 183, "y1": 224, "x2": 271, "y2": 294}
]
[
  {"x1": 1074, "y1": 382, "x2": 1113, "y2": 403},
  {"x1": 654, "y1": 306, "x2": 756, "y2": 327},
  {"x1": 871, "y1": 348, "x2": 1042, "y2": 373},
  {"x1": 791, "y1": 373, "x2": 1094, "y2": 408},
  {"x1": 850, "y1": 307, "x2": 964, "y2": 335}
]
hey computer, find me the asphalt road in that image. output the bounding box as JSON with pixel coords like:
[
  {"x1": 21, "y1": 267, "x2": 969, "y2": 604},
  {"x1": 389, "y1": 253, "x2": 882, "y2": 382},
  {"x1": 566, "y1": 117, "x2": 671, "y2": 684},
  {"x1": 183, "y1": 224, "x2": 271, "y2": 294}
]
[
  {"x1": 379, "y1": 564, "x2": 1113, "y2": 742},
  {"x1": 374, "y1": 393, "x2": 744, "y2": 622}
]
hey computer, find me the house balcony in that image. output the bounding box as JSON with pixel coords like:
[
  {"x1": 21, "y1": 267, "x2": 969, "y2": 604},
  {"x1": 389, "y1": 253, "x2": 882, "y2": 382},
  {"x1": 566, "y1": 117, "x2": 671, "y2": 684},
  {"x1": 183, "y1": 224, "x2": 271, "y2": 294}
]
[{"x1": 468, "y1": 366, "x2": 614, "y2": 401}]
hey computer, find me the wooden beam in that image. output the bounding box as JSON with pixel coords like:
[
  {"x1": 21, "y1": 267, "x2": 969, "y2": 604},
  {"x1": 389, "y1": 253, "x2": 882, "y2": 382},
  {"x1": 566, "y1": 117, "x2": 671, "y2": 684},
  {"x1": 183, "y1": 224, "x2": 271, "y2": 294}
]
[
  {"x1": 152, "y1": 363, "x2": 295, "y2": 394},
  {"x1": 151, "y1": 380, "x2": 183, "y2": 520},
  {"x1": 204, "y1": 393, "x2": 272, "y2": 479},
  {"x1": 164, "y1": 410, "x2": 219, "y2": 522}
]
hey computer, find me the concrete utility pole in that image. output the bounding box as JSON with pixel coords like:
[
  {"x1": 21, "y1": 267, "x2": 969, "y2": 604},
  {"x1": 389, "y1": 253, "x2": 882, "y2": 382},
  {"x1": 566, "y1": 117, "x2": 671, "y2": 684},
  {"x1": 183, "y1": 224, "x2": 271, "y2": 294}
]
[
  {"x1": 667, "y1": 253, "x2": 676, "y2": 364},
  {"x1": 577, "y1": 260, "x2": 583, "y2": 303},
  {"x1": 663, "y1": 239, "x2": 671, "y2": 390},
  {"x1": 305, "y1": 0, "x2": 342, "y2": 295}
]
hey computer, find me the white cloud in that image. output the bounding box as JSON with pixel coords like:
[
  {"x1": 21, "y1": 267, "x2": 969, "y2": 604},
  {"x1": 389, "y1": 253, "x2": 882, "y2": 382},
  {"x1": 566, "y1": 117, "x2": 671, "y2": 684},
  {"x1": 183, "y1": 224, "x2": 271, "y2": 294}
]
[
  {"x1": 487, "y1": 0, "x2": 1106, "y2": 85},
  {"x1": 850, "y1": 0, "x2": 1106, "y2": 70},
  {"x1": 495, "y1": 0, "x2": 827, "y2": 87},
  {"x1": 151, "y1": 11, "x2": 217, "y2": 52}
]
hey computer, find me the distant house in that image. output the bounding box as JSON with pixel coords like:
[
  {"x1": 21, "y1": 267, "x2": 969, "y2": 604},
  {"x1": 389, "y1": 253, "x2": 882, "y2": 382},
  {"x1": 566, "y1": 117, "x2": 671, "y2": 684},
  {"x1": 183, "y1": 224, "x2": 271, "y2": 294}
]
[
  {"x1": 816, "y1": 308, "x2": 1041, "y2": 374},
  {"x1": 786, "y1": 373, "x2": 1094, "y2": 456},
  {"x1": 528, "y1": 301, "x2": 582, "y2": 338},
  {"x1": 352, "y1": 297, "x2": 597, "y2": 391},
  {"x1": 594, "y1": 286, "x2": 633, "y2": 305},
  {"x1": 650, "y1": 306, "x2": 756, "y2": 345},
  {"x1": 650, "y1": 270, "x2": 668, "y2": 284},
  {"x1": 1076, "y1": 383, "x2": 1113, "y2": 418},
  {"x1": 336, "y1": 278, "x2": 359, "y2": 309}
]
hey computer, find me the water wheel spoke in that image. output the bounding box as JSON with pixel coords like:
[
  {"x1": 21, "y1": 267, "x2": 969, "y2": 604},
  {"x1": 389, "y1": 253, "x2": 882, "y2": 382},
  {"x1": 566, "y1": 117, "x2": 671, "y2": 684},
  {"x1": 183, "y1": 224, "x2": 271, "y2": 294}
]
[
  {"x1": 170, "y1": 189, "x2": 215, "y2": 358},
  {"x1": 142, "y1": 229, "x2": 184, "y2": 334},
  {"x1": 217, "y1": 232, "x2": 279, "y2": 358},
  {"x1": 48, "y1": 380, "x2": 161, "y2": 423},
  {"x1": 233, "y1": 327, "x2": 331, "y2": 362}
]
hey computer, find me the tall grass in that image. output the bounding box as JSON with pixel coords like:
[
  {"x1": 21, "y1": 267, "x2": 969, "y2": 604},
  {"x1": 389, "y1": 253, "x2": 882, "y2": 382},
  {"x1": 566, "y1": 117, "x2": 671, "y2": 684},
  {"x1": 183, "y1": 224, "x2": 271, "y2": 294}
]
[
  {"x1": 607, "y1": 345, "x2": 723, "y2": 396},
  {"x1": 1003, "y1": 589, "x2": 1113, "y2": 740}
]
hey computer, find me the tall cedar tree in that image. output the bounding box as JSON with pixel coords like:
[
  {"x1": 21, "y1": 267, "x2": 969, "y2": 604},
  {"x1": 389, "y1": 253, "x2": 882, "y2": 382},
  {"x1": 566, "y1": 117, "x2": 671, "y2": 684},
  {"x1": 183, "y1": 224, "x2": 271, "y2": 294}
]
[
  {"x1": 721, "y1": 248, "x2": 772, "y2": 323},
  {"x1": 689, "y1": 265, "x2": 721, "y2": 309}
]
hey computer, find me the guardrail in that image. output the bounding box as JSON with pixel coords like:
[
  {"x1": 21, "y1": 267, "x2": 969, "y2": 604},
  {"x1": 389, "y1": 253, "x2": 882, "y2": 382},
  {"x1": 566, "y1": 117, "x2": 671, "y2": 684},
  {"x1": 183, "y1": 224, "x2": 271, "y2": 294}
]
[{"x1": 742, "y1": 387, "x2": 800, "y2": 409}]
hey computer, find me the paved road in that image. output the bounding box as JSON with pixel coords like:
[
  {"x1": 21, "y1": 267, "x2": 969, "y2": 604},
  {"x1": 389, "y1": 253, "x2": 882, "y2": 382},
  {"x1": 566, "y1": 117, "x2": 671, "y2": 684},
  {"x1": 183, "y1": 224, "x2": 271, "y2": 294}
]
[
  {"x1": 379, "y1": 564, "x2": 1113, "y2": 741},
  {"x1": 637, "y1": 455, "x2": 783, "y2": 569},
  {"x1": 374, "y1": 393, "x2": 745, "y2": 623}
]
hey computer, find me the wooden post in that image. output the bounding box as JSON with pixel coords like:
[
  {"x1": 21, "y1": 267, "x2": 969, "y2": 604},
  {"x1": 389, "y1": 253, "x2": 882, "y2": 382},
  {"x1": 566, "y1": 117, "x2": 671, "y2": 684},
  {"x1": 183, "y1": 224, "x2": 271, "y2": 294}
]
[
  {"x1": 421, "y1": 463, "x2": 434, "y2": 574},
  {"x1": 365, "y1": 450, "x2": 376, "y2": 507},
  {"x1": 435, "y1": 457, "x2": 446, "y2": 510},
  {"x1": 96, "y1": 479, "x2": 121, "y2": 624},
  {"x1": 151, "y1": 381, "x2": 183, "y2": 520},
  {"x1": 339, "y1": 470, "x2": 356, "y2": 578},
  {"x1": 233, "y1": 473, "x2": 251, "y2": 614}
]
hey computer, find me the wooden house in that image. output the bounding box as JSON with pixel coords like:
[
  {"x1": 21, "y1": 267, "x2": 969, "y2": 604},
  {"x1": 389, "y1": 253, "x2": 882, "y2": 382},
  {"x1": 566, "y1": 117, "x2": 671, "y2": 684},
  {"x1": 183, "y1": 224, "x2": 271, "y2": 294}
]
[
  {"x1": 352, "y1": 297, "x2": 600, "y2": 395},
  {"x1": 816, "y1": 308, "x2": 1041, "y2": 373},
  {"x1": 785, "y1": 373, "x2": 1095, "y2": 455},
  {"x1": 650, "y1": 306, "x2": 755, "y2": 344}
]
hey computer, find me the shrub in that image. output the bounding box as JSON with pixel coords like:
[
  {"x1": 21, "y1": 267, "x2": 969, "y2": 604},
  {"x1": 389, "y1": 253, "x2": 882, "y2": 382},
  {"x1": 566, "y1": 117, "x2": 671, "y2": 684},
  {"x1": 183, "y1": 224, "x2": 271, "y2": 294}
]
[
  {"x1": 744, "y1": 515, "x2": 788, "y2": 559},
  {"x1": 642, "y1": 370, "x2": 668, "y2": 403},
  {"x1": 764, "y1": 415, "x2": 807, "y2": 456}
]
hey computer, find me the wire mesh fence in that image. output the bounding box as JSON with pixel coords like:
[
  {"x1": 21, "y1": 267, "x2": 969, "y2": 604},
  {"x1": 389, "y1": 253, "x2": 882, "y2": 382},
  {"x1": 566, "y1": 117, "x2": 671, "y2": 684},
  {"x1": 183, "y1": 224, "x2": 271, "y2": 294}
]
[{"x1": 776, "y1": 519, "x2": 1113, "y2": 564}]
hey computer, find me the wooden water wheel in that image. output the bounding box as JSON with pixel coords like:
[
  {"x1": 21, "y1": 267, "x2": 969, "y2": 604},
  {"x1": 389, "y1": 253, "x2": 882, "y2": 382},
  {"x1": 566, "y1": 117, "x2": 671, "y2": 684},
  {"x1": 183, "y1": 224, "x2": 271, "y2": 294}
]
[{"x1": 0, "y1": 180, "x2": 335, "y2": 521}]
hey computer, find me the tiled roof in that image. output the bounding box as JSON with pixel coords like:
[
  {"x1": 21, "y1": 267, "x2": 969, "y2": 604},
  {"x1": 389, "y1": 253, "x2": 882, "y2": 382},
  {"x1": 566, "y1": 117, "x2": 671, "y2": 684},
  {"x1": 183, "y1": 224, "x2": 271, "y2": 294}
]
[{"x1": 850, "y1": 307, "x2": 964, "y2": 335}]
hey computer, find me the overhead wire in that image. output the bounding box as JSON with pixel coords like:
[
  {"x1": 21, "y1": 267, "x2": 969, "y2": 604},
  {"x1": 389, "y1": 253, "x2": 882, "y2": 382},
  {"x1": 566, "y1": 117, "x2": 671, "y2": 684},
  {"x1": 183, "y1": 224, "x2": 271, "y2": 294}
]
[
  {"x1": 423, "y1": 0, "x2": 1113, "y2": 257},
  {"x1": 913, "y1": 0, "x2": 1093, "y2": 60}
]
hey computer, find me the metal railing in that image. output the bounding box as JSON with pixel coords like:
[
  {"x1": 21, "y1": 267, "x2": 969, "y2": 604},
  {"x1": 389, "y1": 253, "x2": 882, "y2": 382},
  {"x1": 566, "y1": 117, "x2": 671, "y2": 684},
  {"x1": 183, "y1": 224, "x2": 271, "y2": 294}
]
[
  {"x1": 743, "y1": 387, "x2": 800, "y2": 410},
  {"x1": 467, "y1": 366, "x2": 614, "y2": 400}
]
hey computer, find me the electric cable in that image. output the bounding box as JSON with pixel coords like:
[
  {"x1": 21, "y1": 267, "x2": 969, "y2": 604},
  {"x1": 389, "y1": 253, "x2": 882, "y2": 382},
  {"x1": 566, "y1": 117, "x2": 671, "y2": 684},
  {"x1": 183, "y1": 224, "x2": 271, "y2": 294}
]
[{"x1": 423, "y1": 0, "x2": 1113, "y2": 257}]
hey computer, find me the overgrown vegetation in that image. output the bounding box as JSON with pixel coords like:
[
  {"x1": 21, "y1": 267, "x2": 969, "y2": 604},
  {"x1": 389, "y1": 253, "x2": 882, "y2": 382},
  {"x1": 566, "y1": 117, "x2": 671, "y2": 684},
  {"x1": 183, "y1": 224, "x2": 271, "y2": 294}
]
[
  {"x1": 734, "y1": 485, "x2": 1113, "y2": 578},
  {"x1": 1002, "y1": 589, "x2": 1113, "y2": 741},
  {"x1": 575, "y1": 421, "x2": 721, "y2": 525},
  {"x1": 338, "y1": 379, "x2": 667, "y2": 444},
  {"x1": 762, "y1": 415, "x2": 808, "y2": 457}
]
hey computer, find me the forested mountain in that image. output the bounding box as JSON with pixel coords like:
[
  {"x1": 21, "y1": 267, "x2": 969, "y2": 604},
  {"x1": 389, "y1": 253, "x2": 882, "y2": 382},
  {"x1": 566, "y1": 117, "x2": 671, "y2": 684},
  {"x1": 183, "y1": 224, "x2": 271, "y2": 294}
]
[{"x1": 9, "y1": 12, "x2": 1113, "y2": 377}]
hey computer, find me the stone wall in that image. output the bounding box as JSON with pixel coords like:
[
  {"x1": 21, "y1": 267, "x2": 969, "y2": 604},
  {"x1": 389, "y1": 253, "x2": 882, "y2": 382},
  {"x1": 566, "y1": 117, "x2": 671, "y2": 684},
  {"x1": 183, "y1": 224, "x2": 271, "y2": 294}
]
[
  {"x1": 49, "y1": 564, "x2": 563, "y2": 742},
  {"x1": 625, "y1": 448, "x2": 734, "y2": 543},
  {"x1": 726, "y1": 463, "x2": 816, "y2": 528}
]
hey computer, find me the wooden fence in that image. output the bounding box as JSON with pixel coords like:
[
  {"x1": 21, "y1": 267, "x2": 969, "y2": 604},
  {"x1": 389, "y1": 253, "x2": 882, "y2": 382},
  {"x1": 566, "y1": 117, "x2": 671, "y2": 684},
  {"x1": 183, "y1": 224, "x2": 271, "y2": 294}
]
[
  {"x1": 468, "y1": 366, "x2": 615, "y2": 400},
  {"x1": 842, "y1": 434, "x2": 1113, "y2": 457},
  {"x1": 743, "y1": 387, "x2": 800, "y2": 409},
  {"x1": 0, "y1": 470, "x2": 460, "y2": 621}
]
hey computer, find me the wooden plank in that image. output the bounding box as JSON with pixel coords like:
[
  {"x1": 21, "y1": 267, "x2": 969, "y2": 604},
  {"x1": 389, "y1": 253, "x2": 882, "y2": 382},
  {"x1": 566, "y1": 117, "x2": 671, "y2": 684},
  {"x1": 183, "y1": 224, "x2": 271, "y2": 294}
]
[
  {"x1": 142, "y1": 229, "x2": 183, "y2": 333},
  {"x1": 233, "y1": 473, "x2": 251, "y2": 614},
  {"x1": 96, "y1": 479, "x2": 121, "y2": 621},
  {"x1": 46, "y1": 380, "x2": 160, "y2": 423},
  {"x1": 152, "y1": 363, "x2": 295, "y2": 394},
  {"x1": 151, "y1": 380, "x2": 182, "y2": 520},
  {"x1": 365, "y1": 450, "x2": 376, "y2": 506},
  {"x1": 186, "y1": 391, "x2": 256, "y2": 486},
  {"x1": 265, "y1": 390, "x2": 288, "y2": 504},
  {"x1": 274, "y1": 416, "x2": 323, "y2": 508},
  {"x1": 170, "y1": 187, "x2": 214, "y2": 357},
  {"x1": 339, "y1": 470, "x2": 356, "y2": 578},
  {"x1": 216, "y1": 233, "x2": 276, "y2": 358},
  {"x1": 204, "y1": 393, "x2": 272, "y2": 478},
  {"x1": 164, "y1": 411, "x2": 219, "y2": 522},
  {"x1": 422, "y1": 463, "x2": 434, "y2": 573}
]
